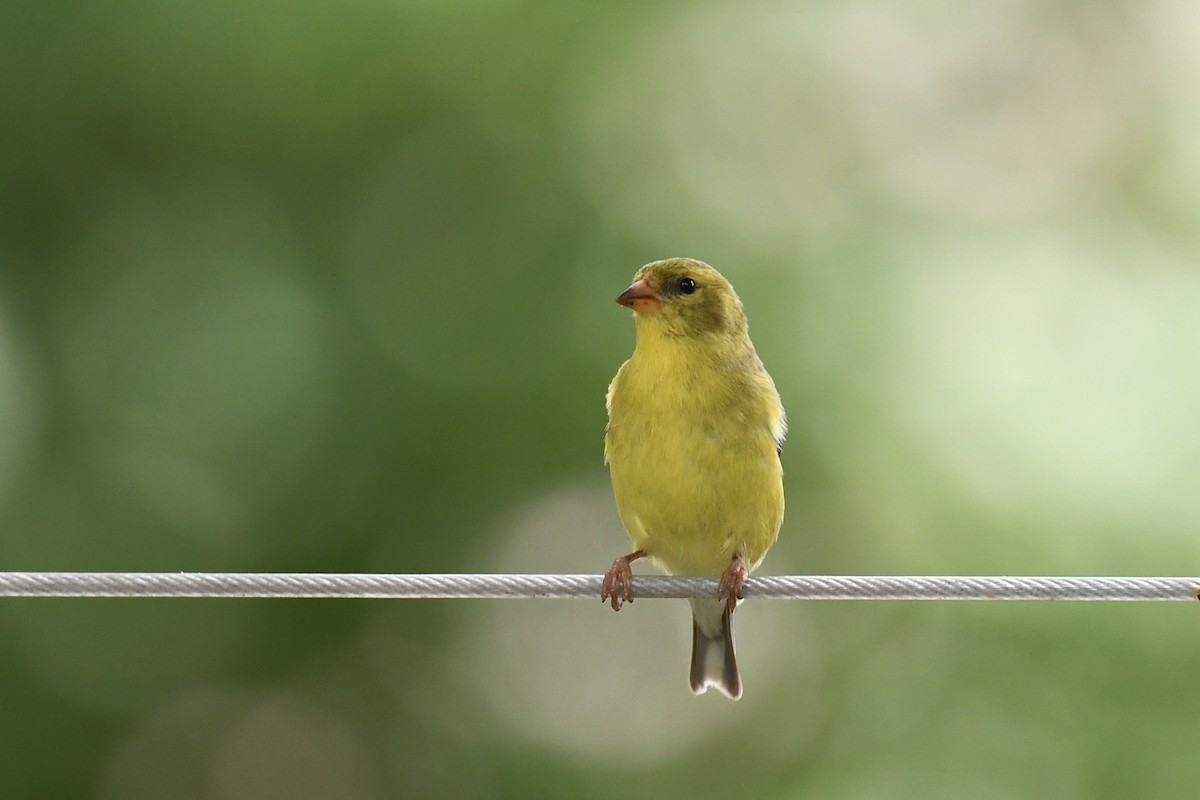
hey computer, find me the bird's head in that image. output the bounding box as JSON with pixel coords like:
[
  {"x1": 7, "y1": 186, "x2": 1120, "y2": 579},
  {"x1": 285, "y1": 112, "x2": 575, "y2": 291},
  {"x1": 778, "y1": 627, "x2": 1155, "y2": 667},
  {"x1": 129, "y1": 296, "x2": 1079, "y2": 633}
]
[{"x1": 617, "y1": 257, "x2": 747, "y2": 339}]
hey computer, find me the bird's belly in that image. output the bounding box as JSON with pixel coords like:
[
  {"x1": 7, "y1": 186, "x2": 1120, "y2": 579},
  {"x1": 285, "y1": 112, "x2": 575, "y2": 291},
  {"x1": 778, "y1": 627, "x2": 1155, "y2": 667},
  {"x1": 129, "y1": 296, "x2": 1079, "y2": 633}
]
[{"x1": 607, "y1": 424, "x2": 783, "y2": 577}]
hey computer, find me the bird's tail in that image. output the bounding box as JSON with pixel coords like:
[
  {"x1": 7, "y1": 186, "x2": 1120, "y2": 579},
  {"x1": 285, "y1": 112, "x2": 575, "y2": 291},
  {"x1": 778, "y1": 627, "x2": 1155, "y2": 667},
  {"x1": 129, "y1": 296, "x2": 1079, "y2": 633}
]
[{"x1": 688, "y1": 598, "x2": 741, "y2": 700}]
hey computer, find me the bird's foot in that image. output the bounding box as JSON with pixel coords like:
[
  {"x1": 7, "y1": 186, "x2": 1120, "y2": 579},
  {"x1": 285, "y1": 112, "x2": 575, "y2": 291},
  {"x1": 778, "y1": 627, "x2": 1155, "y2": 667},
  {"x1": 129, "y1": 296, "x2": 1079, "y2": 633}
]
[
  {"x1": 601, "y1": 550, "x2": 645, "y2": 611},
  {"x1": 717, "y1": 555, "x2": 748, "y2": 614}
]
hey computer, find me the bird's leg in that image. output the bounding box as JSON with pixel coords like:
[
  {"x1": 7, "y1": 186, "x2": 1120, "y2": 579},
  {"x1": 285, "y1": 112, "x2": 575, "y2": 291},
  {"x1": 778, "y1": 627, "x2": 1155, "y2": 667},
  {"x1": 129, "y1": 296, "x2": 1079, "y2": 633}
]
[
  {"x1": 601, "y1": 549, "x2": 645, "y2": 611},
  {"x1": 717, "y1": 554, "x2": 748, "y2": 614}
]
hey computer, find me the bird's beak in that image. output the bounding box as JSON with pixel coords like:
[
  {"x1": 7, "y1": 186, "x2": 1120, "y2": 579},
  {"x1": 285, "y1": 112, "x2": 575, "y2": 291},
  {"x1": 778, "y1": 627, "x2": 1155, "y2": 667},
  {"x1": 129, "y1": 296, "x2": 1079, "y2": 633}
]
[{"x1": 616, "y1": 279, "x2": 661, "y2": 313}]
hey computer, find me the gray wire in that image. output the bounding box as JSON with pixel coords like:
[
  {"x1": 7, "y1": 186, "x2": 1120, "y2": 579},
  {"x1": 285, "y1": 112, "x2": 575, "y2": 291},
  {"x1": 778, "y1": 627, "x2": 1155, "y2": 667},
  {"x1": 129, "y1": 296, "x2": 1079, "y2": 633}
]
[{"x1": 0, "y1": 572, "x2": 1197, "y2": 601}]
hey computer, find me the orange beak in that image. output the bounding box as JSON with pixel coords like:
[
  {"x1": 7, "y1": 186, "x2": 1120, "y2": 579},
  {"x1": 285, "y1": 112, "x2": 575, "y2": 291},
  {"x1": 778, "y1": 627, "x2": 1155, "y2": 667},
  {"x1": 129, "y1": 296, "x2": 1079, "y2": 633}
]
[{"x1": 616, "y1": 279, "x2": 661, "y2": 313}]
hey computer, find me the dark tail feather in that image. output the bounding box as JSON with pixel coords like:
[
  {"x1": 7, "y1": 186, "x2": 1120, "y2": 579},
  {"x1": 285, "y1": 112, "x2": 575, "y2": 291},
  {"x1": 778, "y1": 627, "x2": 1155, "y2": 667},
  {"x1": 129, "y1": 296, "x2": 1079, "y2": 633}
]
[{"x1": 688, "y1": 600, "x2": 742, "y2": 700}]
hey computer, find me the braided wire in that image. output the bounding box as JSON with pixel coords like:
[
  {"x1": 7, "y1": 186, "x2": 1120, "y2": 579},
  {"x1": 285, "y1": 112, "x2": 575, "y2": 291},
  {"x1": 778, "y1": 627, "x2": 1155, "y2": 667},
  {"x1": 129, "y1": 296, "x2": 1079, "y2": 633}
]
[{"x1": 0, "y1": 572, "x2": 1197, "y2": 601}]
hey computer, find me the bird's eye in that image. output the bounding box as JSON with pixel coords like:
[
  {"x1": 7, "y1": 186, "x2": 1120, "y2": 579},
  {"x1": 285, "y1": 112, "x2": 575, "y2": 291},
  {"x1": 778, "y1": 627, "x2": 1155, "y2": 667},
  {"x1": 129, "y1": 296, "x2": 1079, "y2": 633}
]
[{"x1": 678, "y1": 277, "x2": 697, "y2": 294}]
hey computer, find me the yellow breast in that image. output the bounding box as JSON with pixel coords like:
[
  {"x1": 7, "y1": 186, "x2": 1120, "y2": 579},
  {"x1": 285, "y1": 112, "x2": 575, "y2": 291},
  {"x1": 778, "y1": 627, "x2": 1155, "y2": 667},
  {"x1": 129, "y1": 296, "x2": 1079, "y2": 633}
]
[{"x1": 605, "y1": 337, "x2": 785, "y2": 576}]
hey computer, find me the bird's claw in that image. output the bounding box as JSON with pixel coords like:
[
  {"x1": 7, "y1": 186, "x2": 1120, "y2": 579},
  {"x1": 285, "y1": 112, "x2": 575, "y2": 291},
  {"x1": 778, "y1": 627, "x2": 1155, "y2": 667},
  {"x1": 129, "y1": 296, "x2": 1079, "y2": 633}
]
[
  {"x1": 601, "y1": 553, "x2": 639, "y2": 611},
  {"x1": 601, "y1": 558, "x2": 633, "y2": 611},
  {"x1": 717, "y1": 555, "x2": 748, "y2": 614}
]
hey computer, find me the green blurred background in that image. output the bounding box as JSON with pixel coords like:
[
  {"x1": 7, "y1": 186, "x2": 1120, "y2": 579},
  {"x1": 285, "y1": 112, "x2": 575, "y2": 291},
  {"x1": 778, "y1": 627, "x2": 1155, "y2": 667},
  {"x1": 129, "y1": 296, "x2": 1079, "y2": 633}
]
[{"x1": 2, "y1": 1, "x2": 1200, "y2": 797}]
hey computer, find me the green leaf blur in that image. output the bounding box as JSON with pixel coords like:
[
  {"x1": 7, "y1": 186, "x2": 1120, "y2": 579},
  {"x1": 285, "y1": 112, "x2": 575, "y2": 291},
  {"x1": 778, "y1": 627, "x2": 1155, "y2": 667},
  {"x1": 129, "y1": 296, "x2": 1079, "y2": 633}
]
[{"x1": 2, "y1": 1, "x2": 1199, "y2": 797}]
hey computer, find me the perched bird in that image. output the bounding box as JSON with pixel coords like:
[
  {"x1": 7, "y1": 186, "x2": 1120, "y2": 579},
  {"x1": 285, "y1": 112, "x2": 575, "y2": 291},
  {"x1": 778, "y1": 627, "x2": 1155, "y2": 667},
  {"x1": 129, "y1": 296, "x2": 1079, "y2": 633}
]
[{"x1": 602, "y1": 257, "x2": 786, "y2": 700}]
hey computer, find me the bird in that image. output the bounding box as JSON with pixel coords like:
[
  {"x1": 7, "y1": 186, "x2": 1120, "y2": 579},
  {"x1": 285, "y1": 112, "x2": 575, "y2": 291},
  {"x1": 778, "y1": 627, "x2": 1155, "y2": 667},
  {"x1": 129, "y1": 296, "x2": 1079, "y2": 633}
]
[{"x1": 602, "y1": 257, "x2": 786, "y2": 700}]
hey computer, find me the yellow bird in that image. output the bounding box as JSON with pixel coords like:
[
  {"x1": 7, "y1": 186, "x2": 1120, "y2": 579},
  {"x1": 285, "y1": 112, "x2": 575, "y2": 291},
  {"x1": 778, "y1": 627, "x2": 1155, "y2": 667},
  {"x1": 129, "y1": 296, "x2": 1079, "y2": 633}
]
[{"x1": 602, "y1": 257, "x2": 786, "y2": 700}]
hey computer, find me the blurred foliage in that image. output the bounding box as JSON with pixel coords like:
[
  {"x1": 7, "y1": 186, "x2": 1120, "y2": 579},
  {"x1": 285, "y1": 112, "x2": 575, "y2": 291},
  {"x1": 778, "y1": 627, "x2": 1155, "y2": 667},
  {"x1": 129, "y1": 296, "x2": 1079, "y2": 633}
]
[{"x1": 2, "y1": 0, "x2": 1200, "y2": 797}]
